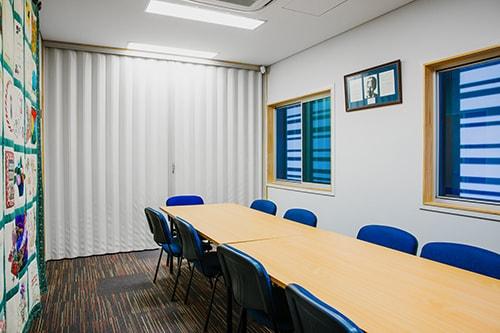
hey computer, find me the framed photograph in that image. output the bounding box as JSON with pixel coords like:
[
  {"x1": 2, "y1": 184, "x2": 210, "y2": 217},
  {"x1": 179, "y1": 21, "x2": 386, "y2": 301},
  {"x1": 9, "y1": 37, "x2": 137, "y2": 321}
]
[{"x1": 344, "y1": 60, "x2": 402, "y2": 112}]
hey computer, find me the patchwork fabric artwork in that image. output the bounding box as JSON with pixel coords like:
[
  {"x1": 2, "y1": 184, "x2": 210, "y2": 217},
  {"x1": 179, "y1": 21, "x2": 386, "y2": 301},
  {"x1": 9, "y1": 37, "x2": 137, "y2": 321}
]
[{"x1": 0, "y1": 0, "x2": 44, "y2": 332}]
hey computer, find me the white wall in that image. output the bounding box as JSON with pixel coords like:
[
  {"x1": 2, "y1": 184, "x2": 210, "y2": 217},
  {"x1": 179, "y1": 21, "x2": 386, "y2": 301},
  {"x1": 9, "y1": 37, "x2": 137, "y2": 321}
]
[{"x1": 267, "y1": 0, "x2": 500, "y2": 253}]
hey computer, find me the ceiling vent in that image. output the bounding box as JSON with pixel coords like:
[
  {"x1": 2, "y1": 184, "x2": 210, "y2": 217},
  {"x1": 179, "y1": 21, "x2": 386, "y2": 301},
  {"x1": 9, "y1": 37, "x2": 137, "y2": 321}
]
[{"x1": 183, "y1": 0, "x2": 275, "y2": 12}]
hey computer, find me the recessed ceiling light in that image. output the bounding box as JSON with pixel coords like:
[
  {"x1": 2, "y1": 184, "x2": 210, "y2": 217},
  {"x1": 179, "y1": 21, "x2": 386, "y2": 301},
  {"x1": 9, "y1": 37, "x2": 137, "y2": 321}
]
[
  {"x1": 145, "y1": 0, "x2": 265, "y2": 30},
  {"x1": 127, "y1": 42, "x2": 218, "y2": 59}
]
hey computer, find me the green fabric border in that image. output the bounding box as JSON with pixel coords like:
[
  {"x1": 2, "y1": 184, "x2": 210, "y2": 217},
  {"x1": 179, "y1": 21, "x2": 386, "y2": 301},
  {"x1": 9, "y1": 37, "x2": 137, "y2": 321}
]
[
  {"x1": 4, "y1": 213, "x2": 15, "y2": 224},
  {"x1": 3, "y1": 138, "x2": 14, "y2": 148},
  {"x1": 36, "y1": 96, "x2": 47, "y2": 294},
  {"x1": 26, "y1": 197, "x2": 37, "y2": 210},
  {"x1": 14, "y1": 143, "x2": 25, "y2": 153},
  {"x1": 21, "y1": 302, "x2": 42, "y2": 333},
  {"x1": 22, "y1": 10, "x2": 44, "y2": 322},
  {"x1": 3, "y1": 61, "x2": 14, "y2": 77},
  {"x1": 13, "y1": 11, "x2": 23, "y2": 25},
  {"x1": 5, "y1": 285, "x2": 19, "y2": 302},
  {"x1": 25, "y1": 147, "x2": 38, "y2": 155},
  {"x1": 14, "y1": 77, "x2": 24, "y2": 90},
  {"x1": 15, "y1": 207, "x2": 25, "y2": 217},
  {"x1": 18, "y1": 254, "x2": 35, "y2": 280}
]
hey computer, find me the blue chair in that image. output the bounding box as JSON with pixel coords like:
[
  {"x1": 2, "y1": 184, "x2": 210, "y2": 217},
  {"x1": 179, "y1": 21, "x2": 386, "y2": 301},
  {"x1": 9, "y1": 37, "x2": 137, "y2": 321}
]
[
  {"x1": 356, "y1": 225, "x2": 418, "y2": 255},
  {"x1": 144, "y1": 208, "x2": 182, "y2": 283},
  {"x1": 283, "y1": 208, "x2": 317, "y2": 227},
  {"x1": 166, "y1": 194, "x2": 209, "y2": 256},
  {"x1": 421, "y1": 242, "x2": 500, "y2": 279},
  {"x1": 250, "y1": 199, "x2": 277, "y2": 215},
  {"x1": 166, "y1": 195, "x2": 204, "y2": 206},
  {"x1": 172, "y1": 217, "x2": 222, "y2": 332},
  {"x1": 285, "y1": 283, "x2": 363, "y2": 333},
  {"x1": 217, "y1": 244, "x2": 293, "y2": 333}
]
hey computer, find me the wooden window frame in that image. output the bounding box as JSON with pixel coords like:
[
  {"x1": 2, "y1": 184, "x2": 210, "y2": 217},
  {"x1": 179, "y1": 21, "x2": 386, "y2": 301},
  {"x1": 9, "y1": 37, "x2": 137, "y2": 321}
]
[
  {"x1": 423, "y1": 45, "x2": 500, "y2": 216},
  {"x1": 267, "y1": 89, "x2": 333, "y2": 194}
]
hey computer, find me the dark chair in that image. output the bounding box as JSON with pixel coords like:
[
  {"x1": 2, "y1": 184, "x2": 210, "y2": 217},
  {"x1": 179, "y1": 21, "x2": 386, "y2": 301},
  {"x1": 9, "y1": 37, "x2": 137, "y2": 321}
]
[
  {"x1": 283, "y1": 208, "x2": 317, "y2": 227},
  {"x1": 144, "y1": 207, "x2": 181, "y2": 283},
  {"x1": 250, "y1": 199, "x2": 278, "y2": 215},
  {"x1": 356, "y1": 225, "x2": 418, "y2": 255},
  {"x1": 172, "y1": 217, "x2": 222, "y2": 332},
  {"x1": 285, "y1": 283, "x2": 363, "y2": 333},
  {"x1": 421, "y1": 242, "x2": 500, "y2": 279},
  {"x1": 166, "y1": 195, "x2": 204, "y2": 206},
  {"x1": 217, "y1": 244, "x2": 293, "y2": 333}
]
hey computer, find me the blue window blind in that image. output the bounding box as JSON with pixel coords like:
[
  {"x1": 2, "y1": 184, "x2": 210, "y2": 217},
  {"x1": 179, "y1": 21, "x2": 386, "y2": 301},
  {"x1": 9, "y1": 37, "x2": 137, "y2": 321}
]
[
  {"x1": 438, "y1": 57, "x2": 500, "y2": 203},
  {"x1": 303, "y1": 97, "x2": 331, "y2": 184},
  {"x1": 275, "y1": 96, "x2": 331, "y2": 185},
  {"x1": 276, "y1": 103, "x2": 302, "y2": 182}
]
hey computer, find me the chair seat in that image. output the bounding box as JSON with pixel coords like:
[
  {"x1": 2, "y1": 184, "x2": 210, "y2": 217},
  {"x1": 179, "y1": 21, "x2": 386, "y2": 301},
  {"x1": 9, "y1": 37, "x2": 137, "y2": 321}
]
[
  {"x1": 161, "y1": 238, "x2": 182, "y2": 256},
  {"x1": 161, "y1": 238, "x2": 210, "y2": 257},
  {"x1": 195, "y1": 251, "x2": 221, "y2": 278}
]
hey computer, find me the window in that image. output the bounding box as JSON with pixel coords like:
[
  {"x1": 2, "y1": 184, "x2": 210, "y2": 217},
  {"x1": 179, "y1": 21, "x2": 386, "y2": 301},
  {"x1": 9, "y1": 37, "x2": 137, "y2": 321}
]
[
  {"x1": 268, "y1": 91, "x2": 332, "y2": 192},
  {"x1": 424, "y1": 46, "x2": 500, "y2": 215}
]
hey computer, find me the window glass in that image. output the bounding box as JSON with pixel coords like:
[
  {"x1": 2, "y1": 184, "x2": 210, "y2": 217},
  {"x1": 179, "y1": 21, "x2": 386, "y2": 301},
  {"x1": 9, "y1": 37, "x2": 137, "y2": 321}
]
[
  {"x1": 438, "y1": 57, "x2": 500, "y2": 203},
  {"x1": 276, "y1": 103, "x2": 302, "y2": 182},
  {"x1": 275, "y1": 96, "x2": 331, "y2": 185},
  {"x1": 302, "y1": 97, "x2": 331, "y2": 184}
]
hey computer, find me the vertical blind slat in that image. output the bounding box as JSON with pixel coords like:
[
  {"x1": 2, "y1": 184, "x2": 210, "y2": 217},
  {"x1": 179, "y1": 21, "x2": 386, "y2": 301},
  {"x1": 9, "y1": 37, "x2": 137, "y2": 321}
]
[{"x1": 44, "y1": 48, "x2": 263, "y2": 259}]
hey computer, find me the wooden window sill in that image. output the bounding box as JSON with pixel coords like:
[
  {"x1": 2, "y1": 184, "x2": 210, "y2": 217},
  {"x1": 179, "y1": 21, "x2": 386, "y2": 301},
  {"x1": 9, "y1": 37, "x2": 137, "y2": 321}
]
[
  {"x1": 423, "y1": 201, "x2": 500, "y2": 218},
  {"x1": 266, "y1": 182, "x2": 334, "y2": 197}
]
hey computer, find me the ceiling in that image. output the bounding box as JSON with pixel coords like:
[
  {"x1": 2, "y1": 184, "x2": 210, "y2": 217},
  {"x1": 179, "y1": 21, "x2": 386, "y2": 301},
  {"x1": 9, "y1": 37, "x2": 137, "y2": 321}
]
[{"x1": 40, "y1": 0, "x2": 414, "y2": 65}]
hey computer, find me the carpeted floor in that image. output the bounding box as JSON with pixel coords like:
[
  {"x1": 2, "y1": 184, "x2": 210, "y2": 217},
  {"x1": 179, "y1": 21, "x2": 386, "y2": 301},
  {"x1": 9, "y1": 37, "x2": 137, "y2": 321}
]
[{"x1": 29, "y1": 249, "x2": 272, "y2": 333}]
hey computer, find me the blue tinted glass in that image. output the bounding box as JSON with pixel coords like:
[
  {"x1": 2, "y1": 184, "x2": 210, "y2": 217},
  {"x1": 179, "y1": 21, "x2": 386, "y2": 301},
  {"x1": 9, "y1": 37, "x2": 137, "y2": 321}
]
[
  {"x1": 303, "y1": 97, "x2": 331, "y2": 184},
  {"x1": 276, "y1": 103, "x2": 302, "y2": 182},
  {"x1": 438, "y1": 57, "x2": 500, "y2": 203}
]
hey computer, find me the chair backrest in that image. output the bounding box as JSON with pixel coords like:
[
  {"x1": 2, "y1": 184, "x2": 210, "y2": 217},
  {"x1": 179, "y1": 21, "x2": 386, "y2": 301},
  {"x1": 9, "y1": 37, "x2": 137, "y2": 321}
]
[
  {"x1": 284, "y1": 208, "x2": 317, "y2": 227},
  {"x1": 356, "y1": 225, "x2": 418, "y2": 255},
  {"x1": 285, "y1": 284, "x2": 362, "y2": 333},
  {"x1": 173, "y1": 217, "x2": 204, "y2": 262},
  {"x1": 166, "y1": 195, "x2": 204, "y2": 206},
  {"x1": 144, "y1": 207, "x2": 173, "y2": 245},
  {"x1": 217, "y1": 244, "x2": 275, "y2": 315},
  {"x1": 250, "y1": 199, "x2": 277, "y2": 215},
  {"x1": 421, "y1": 242, "x2": 500, "y2": 279}
]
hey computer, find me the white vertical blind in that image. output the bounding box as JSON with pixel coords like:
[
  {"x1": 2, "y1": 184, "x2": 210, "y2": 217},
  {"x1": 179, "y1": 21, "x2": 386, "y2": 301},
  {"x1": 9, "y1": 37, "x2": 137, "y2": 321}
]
[{"x1": 44, "y1": 48, "x2": 263, "y2": 259}]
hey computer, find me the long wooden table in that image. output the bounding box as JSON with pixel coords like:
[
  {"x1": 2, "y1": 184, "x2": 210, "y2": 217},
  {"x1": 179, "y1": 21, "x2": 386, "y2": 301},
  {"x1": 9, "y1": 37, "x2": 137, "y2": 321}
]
[
  {"x1": 161, "y1": 203, "x2": 500, "y2": 332},
  {"x1": 160, "y1": 203, "x2": 313, "y2": 244}
]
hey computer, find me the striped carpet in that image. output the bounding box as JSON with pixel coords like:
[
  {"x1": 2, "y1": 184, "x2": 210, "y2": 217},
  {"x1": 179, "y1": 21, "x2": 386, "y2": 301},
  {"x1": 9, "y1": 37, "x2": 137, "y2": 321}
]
[{"x1": 29, "y1": 249, "x2": 272, "y2": 333}]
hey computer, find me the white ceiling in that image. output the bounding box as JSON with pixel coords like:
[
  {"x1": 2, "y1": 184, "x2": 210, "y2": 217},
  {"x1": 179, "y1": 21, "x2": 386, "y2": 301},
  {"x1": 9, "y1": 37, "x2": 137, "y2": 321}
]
[{"x1": 41, "y1": 0, "x2": 413, "y2": 65}]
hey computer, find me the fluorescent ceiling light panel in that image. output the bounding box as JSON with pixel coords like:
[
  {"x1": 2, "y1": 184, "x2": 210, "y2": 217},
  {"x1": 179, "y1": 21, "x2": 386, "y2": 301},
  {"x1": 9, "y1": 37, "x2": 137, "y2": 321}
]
[
  {"x1": 127, "y1": 42, "x2": 218, "y2": 59},
  {"x1": 146, "y1": 0, "x2": 265, "y2": 30}
]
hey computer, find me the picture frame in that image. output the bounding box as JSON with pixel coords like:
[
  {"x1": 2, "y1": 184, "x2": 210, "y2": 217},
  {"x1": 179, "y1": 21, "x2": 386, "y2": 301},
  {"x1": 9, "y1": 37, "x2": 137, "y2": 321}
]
[{"x1": 344, "y1": 60, "x2": 402, "y2": 112}]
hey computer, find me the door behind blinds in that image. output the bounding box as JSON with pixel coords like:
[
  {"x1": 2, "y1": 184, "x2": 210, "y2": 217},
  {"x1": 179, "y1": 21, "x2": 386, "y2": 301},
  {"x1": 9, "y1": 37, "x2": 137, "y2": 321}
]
[{"x1": 170, "y1": 62, "x2": 263, "y2": 206}]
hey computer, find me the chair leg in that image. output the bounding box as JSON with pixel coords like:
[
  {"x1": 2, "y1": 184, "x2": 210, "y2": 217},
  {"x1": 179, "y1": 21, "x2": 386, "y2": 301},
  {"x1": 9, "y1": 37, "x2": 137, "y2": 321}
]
[
  {"x1": 271, "y1": 319, "x2": 280, "y2": 333},
  {"x1": 171, "y1": 257, "x2": 183, "y2": 301},
  {"x1": 166, "y1": 253, "x2": 170, "y2": 267},
  {"x1": 153, "y1": 248, "x2": 163, "y2": 283},
  {"x1": 237, "y1": 307, "x2": 247, "y2": 333},
  {"x1": 225, "y1": 284, "x2": 233, "y2": 333},
  {"x1": 169, "y1": 254, "x2": 174, "y2": 274},
  {"x1": 184, "y1": 264, "x2": 195, "y2": 304},
  {"x1": 203, "y1": 275, "x2": 221, "y2": 332}
]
